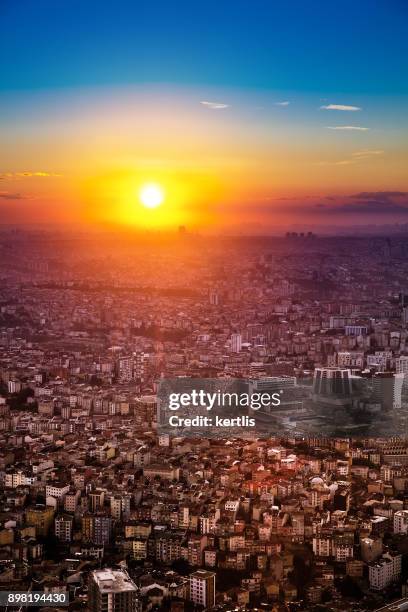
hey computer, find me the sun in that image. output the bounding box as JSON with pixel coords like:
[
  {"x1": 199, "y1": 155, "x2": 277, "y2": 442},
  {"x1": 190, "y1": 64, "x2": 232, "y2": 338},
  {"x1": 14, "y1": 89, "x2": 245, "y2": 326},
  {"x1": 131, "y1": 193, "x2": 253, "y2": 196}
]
[{"x1": 139, "y1": 183, "x2": 165, "y2": 209}]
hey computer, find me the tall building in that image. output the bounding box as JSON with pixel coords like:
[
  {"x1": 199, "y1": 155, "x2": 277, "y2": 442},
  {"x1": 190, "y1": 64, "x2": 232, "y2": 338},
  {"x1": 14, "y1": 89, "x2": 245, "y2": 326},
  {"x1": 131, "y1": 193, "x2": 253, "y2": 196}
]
[
  {"x1": 402, "y1": 307, "x2": 408, "y2": 326},
  {"x1": 26, "y1": 505, "x2": 55, "y2": 537},
  {"x1": 313, "y1": 536, "x2": 331, "y2": 557},
  {"x1": 117, "y1": 355, "x2": 134, "y2": 382},
  {"x1": 394, "y1": 510, "x2": 408, "y2": 534},
  {"x1": 209, "y1": 290, "x2": 219, "y2": 306},
  {"x1": 396, "y1": 355, "x2": 408, "y2": 376},
  {"x1": 230, "y1": 333, "x2": 242, "y2": 353},
  {"x1": 134, "y1": 351, "x2": 146, "y2": 382},
  {"x1": 369, "y1": 552, "x2": 401, "y2": 590},
  {"x1": 88, "y1": 569, "x2": 139, "y2": 612},
  {"x1": 82, "y1": 514, "x2": 112, "y2": 545},
  {"x1": 55, "y1": 514, "x2": 73, "y2": 542},
  {"x1": 249, "y1": 376, "x2": 298, "y2": 415},
  {"x1": 64, "y1": 489, "x2": 80, "y2": 512},
  {"x1": 110, "y1": 494, "x2": 131, "y2": 520},
  {"x1": 89, "y1": 489, "x2": 105, "y2": 512},
  {"x1": 373, "y1": 372, "x2": 404, "y2": 410},
  {"x1": 313, "y1": 368, "x2": 352, "y2": 398},
  {"x1": 189, "y1": 569, "x2": 216, "y2": 608}
]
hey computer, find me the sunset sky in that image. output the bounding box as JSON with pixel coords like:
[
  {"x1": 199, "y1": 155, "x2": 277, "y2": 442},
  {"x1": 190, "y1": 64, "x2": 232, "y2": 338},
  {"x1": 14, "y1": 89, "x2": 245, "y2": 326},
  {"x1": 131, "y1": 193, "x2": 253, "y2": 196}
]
[{"x1": 1, "y1": 0, "x2": 408, "y2": 232}]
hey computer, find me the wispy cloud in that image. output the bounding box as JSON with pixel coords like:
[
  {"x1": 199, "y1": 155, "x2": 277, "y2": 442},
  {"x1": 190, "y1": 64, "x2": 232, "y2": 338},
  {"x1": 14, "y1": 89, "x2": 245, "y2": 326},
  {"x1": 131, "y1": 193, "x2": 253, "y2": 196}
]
[
  {"x1": 274, "y1": 101, "x2": 290, "y2": 106},
  {"x1": 320, "y1": 104, "x2": 361, "y2": 111},
  {"x1": 316, "y1": 159, "x2": 355, "y2": 166},
  {"x1": 326, "y1": 126, "x2": 369, "y2": 131},
  {"x1": 352, "y1": 149, "x2": 384, "y2": 158},
  {"x1": 200, "y1": 100, "x2": 230, "y2": 110},
  {"x1": 0, "y1": 171, "x2": 62, "y2": 181},
  {"x1": 316, "y1": 149, "x2": 384, "y2": 167},
  {"x1": 0, "y1": 191, "x2": 35, "y2": 200}
]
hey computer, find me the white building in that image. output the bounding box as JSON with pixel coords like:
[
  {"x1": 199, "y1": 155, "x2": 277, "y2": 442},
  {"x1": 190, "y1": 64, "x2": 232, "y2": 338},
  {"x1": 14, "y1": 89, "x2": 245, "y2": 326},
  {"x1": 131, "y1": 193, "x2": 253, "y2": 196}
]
[
  {"x1": 367, "y1": 352, "x2": 392, "y2": 371},
  {"x1": 88, "y1": 569, "x2": 139, "y2": 612},
  {"x1": 64, "y1": 490, "x2": 81, "y2": 512},
  {"x1": 199, "y1": 515, "x2": 217, "y2": 535},
  {"x1": 8, "y1": 380, "x2": 22, "y2": 394},
  {"x1": 337, "y1": 352, "x2": 364, "y2": 368},
  {"x1": 369, "y1": 553, "x2": 402, "y2": 590},
  {"x1": 230, "y1": 333, "x2": 242, "y2": 353},
  {"x1": 117, "y1": 356, "x2": 134, "y2": 382},
  {"x1": 394, "y1": 510, "x2": 408, "y2": 534},
  {"x1": 313, "y1": 536, "x2": 331, "y2": 557},
  {"x1": 45, "y1": 483, "x2": 70, "y2": 499},
  {"x1": 5, "y1": 471, "x2": 36, "y2": 488},
  {"x1": 189, "y1": 569, "x2": 216, "y2": 608},
  {"x1": 225, "y1": 500, "x2": 240, "y2": 513}
]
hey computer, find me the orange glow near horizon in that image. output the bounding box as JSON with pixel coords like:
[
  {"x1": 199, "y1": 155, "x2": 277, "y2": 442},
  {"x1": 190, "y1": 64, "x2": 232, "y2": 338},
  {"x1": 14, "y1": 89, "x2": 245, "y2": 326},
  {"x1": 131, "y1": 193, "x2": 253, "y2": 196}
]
[
  {"x1": 1, "y1": 87, "x2": 408, "y2": 230},
  {"x1": 79, "y1": 167, "x2": 224, "y2": 230}
]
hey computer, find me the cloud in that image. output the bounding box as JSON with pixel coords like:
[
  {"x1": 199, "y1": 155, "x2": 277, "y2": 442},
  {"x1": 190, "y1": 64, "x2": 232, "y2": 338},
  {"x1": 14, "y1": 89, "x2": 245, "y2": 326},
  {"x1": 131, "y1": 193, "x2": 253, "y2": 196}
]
[
  {"x1": 351, "y1": 149, "x2": 384, "y2": 158},
  {"x1": 316, "y1": 159, "x2": 355, "y2": 166},
  {"x1": 245, "y1": 191, "x2": 408, "y2": 217},
  {"x1": 200, "y1": 100, "x2": 230, "y2": 110},
  {"x1": 350, "y1": 191, "x2": 407, "y2": 201},
  {"x1": 0, "y1": 191, "x2": 35, "y2": 200},
  {"x1": 274, "y1": 101, "x2": 290, "y2": 106},
  {"x1": 316, "y1": 149, "x2": 384, "y2": 166},
  {"x1": 313, "y1": 191, "x2": 408, "y2": 215},
  {"x1": 320, "y1": 104, "x2": 361, "y2": 111},
  {"x1": 0, "y1": 171, "x2": 62, "y2": 181},
  {"x1": 270, "y1": 195, "x2": 317, "y2": 201},
  {"x1": 326, "y1": 126, "x2": 369, "y2": 131},
  {"x1": 333, "y1": 201, "x2": 408, "y2": 214}
]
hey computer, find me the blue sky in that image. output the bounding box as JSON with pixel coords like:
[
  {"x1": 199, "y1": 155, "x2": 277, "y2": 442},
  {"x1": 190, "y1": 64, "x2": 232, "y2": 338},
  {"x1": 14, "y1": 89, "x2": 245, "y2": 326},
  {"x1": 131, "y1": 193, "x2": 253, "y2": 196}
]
[{"x1": 1, "y1": 0, "x2": 407, "y2": 94}]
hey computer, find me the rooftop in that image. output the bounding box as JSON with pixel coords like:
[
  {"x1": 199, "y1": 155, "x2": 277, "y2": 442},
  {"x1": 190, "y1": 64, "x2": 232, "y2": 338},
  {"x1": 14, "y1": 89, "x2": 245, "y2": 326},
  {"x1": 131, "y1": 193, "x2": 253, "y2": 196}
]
[{"x1": 92, "y1": 569, "x2": 137, "y2": 593}]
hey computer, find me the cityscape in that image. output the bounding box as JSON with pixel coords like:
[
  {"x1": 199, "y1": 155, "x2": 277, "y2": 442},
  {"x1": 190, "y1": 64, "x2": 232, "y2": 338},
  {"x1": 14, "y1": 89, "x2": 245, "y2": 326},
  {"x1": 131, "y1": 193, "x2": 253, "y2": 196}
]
[
  {"x1": 1, "y1": 231, "x2": 408, "y2": 610},
  {"x1": 1, "y1": 0, "x2": 408, "y2": 610}
]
